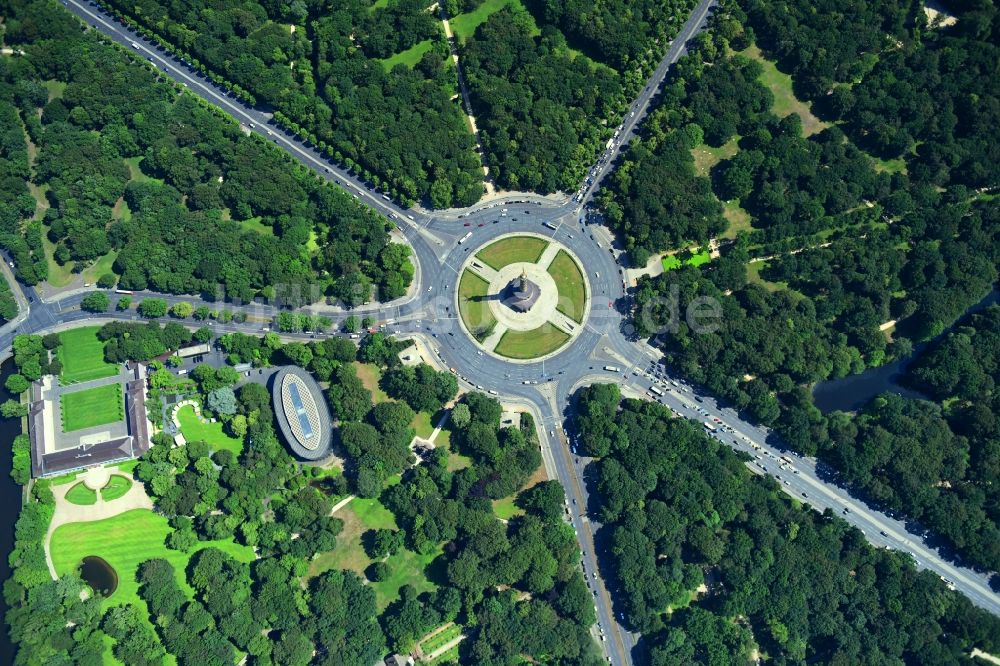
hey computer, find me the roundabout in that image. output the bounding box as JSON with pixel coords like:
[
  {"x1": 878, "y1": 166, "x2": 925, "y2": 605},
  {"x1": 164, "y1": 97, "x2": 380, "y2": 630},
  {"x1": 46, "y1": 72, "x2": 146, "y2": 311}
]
[{"x1": 456, "y1": 233, "x2": 590, "y2": 362}]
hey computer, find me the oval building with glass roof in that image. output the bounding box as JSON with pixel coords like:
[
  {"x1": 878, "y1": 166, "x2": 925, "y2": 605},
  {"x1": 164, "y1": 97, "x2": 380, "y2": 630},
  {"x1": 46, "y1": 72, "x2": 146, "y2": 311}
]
[{"x1": 272, "y1": 366, "x2": 332, "y2": 461}]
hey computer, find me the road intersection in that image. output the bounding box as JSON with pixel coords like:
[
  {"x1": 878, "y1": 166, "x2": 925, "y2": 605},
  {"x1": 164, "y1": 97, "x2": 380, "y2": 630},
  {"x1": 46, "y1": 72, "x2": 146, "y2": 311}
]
[{"x1": 8, "y1": 0, "x2": 1000, "y2": 663}]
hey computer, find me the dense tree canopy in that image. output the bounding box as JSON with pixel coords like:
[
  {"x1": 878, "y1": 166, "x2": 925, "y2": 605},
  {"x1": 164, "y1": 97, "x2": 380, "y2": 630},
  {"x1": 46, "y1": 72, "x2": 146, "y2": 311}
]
[
  {"x1": 95, "y1": 0, "x2": 483, "y2": 207},
  {"x1": 745, "y1": 0, "x2": 1000, "y2": 188},
  {"x1": 621, "y1": 0, "x2": 1000, "y2": 570},
  {"x1": 573, "y1": 390, "x2": 1000, "y2": 663},
  {"x1": 1, "y1": 0, "x2": 410, "y2": 301}
]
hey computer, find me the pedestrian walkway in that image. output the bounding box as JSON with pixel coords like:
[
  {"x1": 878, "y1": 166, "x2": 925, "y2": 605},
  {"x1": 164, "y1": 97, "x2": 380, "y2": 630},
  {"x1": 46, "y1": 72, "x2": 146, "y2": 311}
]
[
  {"x1": 436, "y1": 5, "x2": 495, "y2": 197},
  {"x1": 538, "y1": 242, "x2": 562, "y2": 268}
]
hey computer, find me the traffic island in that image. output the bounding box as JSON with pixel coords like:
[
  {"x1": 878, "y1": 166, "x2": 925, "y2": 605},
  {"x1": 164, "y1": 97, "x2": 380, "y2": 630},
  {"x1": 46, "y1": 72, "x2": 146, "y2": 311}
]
[{"x1": 456, "y1": 233, "x2": 589, "y2": 362}]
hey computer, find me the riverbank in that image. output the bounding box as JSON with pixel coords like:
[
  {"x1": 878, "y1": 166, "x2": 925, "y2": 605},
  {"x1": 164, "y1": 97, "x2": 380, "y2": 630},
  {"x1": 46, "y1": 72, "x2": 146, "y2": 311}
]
[
  {"x1": 812, "y1": 287, "x2": 999, "y2": 412},
  {"x1": 0, "y1": 357, "x2": 25, "y2": 662}
]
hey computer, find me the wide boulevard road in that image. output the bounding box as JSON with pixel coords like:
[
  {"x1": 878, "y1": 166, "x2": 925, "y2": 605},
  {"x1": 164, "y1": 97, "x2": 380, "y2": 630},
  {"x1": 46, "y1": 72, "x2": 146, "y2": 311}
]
[{"x1": 6, "y1": 1, "x2": 996, "y2": 663}]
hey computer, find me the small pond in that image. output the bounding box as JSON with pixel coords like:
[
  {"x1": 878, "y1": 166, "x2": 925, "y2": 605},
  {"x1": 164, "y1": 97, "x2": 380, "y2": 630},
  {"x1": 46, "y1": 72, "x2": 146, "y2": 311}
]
[{"x1": 79, "y1": 556, "x2": 118, "y2": 597}]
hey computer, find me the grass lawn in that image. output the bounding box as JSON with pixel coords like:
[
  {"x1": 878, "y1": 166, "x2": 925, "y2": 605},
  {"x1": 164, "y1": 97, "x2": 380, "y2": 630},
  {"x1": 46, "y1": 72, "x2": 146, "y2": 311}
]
[
  {"x1": 309, "y1": 499, "x2": 439, "y2": 609},
  {"x1": 50, "y1": 509, "x2": 255, "y2": 610},
  {"x1": 493, "y1": 459, "x2": 546, "y2": 520},
  {"x1": 57, "y1": 326, "x2": 119, "y2": 384},
  {"x1": 28, "y1": 182, "x2": 49, "y2": 220},
  {"x1": 546, "y1": 249, "x2": 586, "y2": 323},
  {"x1": 691, "y1": 138, "x2": 739, "y2": 177},
  {"x1": 44, "y1": 80, "x2": 67, "y2": 101},
  {"x1": 112, "y1": 196, "x2": 131, "y2": 222},
  {"x1": 747, "y1": 261, "x2": 789, "y2": 293},
  {"x1": 475, "y1": 236, "x2": 548, "y2": 270},
  {"x1": 873, "y1": 155, "x2": 908, "y2": 174},
  {"x1": 43, "y1": 239, "x2": 118, "y2": 288},
  {"x1": 492, "y1": 496, "x2": 521, "y2": 520},
  {"x1": 382, "y1": 39, "x2": 436, "y2": 70},
  {"x1": 410, "y1": 410, "x2": 435, "y2": 440},
  {"x1": 661, "y1": 255, "x2": 682, "y2": 271},
  {"x1": 101, "y1": 475, "x2": 132, "y2": 501},
  {"x1": 239, "y1": 216, "x2": 274, "y2": 236},
  {"x1": 437, "y1": 428, "x2": 472, "y2": 471},
  {"x1": 353, "y1": 362, "x2": 390, "y2": 404},
  {"x1": 494, "y1": 322, "x2": 570, "y2": 359},
  {"x1": 61, "y1": 384, "x2": 123, "y2": 432},
  {"x1": 65, "y1": 482, "x2": 97, "y2": 506},
  {"x1": 688, "y1": 250, "x2": 711, "y2": 267},
  {"x1": 114, "y1": 459, "x2": 139, "y2": 475},
  {"x1": 175, "y1": 404, "x2": 243, "y2": 455},
  {"x1": 458, "y1": 270, "x2": 496, "y2": 338},
  {"x1": 742, "y1": 45, "x2": 829, "y2": 137},
  {"x1": 450, "y1": 0, "x2": 539, "y2": 42},
  {"x1": 721, "y1": 200, "x2": 753, "y2": 239},
  {"x1": 124, "y1": 156, "x2": 164, "y2": 184},
  {"x1": 662, "y1": 249, "x2": 711, "y2": 272}
]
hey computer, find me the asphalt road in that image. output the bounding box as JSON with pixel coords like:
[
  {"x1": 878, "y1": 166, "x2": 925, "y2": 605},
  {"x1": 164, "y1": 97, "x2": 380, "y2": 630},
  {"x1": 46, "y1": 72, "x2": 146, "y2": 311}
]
[{"x1": 9, "y1": 1, "x2": 1000, "y2": 663}]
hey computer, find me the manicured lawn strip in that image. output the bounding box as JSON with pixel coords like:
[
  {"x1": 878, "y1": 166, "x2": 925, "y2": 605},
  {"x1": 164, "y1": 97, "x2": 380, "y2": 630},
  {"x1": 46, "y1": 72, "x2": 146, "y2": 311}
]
[
  {"x1": 50, "y1": 509, "x2": 255, "y2": 609},
  {"x1": 101, "y1": 475, "x2": 132, "y2": 501},
  {"x1": 175, "y1": 404, "x2": 243, "y2": 455},
  {"x1": 114, "y1": 459, "x2": 139, "y2": 475},
  {"x1": 450, "y1": 0, "x2": 539, "y2": 42},
  {"x1": 381, "y1": 39, "x2": 436, "y2": 70},
  {"x1": 741, "y1": 45, "x2": 829, "y2": 137},
  {"x1": 47, "y1": 470, "x2": 82, "y2": 486},
  {"x1": 494, "y1": 323, "x2": 570, "y2": 359},
  {"x1": 420, "y1": 623, "x2": 463, "y2": 655},
  {"x1": 428, "y1": 644, "x2": 460, "y2": 665},
  {"x1": 60, "y1": 384, "x2": 122, "y2": 432},
  {"x1": 475, "y1": 236, "x2": 548, "y2": 271},
  {"x1": 371, "y1": 543, "x2": 442, "y2": 610},
  {"x1": 65, "y1": 482, "x2": 97, "y2": 505},
  {"x1": 57, "y1": 326, "x2": 119, "y2": 384},
  {"x1": 457, "y1": 270, "x2": 495, "y2": 337},
  {"x1": 546, "y1": 249, "x2": 586, "y2": 323}
]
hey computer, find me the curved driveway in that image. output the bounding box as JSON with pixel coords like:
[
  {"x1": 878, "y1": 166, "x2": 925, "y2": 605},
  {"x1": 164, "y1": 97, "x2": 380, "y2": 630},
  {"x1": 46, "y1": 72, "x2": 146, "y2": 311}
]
[{"x1": 13, "y1": 1, "x2": 1000, "y2": 664}]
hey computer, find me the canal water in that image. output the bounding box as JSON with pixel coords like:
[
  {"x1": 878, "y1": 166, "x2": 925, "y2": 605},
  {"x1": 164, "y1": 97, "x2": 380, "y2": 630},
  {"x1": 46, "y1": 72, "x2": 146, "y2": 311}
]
[
  {"x1": 813, "y1": 288, "x2": 999, "y2": 413},
  {"x1": 0, "y1": 357, "x2": 23, "y2": 663}
]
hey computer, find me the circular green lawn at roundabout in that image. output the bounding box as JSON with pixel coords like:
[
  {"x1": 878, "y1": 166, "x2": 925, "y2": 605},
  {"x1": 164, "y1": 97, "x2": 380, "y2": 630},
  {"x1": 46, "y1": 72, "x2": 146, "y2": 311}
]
[{"x1": 457, "y1": 233, "x2": 589, "y2": 362}]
